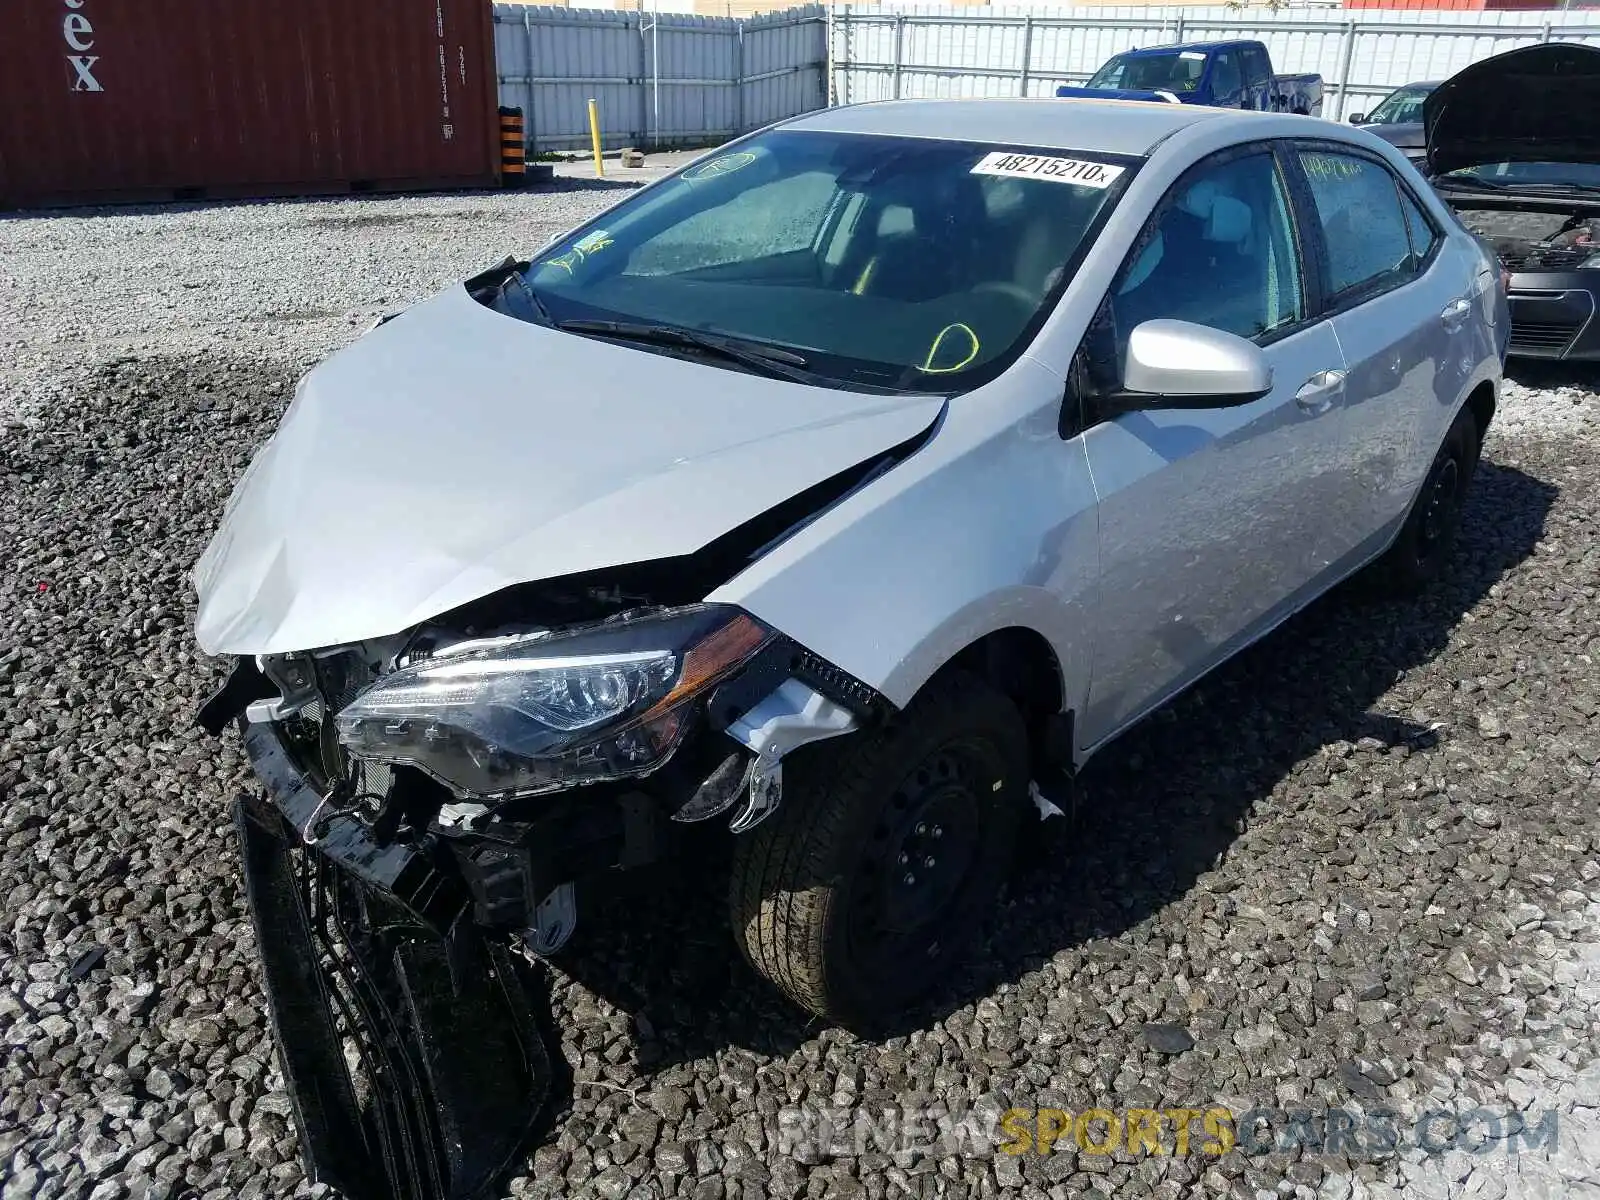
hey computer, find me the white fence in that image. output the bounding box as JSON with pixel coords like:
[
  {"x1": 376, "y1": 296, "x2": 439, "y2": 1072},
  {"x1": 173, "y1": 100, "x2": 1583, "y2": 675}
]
[
  {"x1": 493, "y1": 4, "x2": 826, "y2": 150},
  {"x1": 829, "y1": 5, "x2": 1600, "y2": 121}
]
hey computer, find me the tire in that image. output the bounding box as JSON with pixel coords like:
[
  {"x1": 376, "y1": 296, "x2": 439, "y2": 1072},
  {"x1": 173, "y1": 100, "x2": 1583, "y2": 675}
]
[
  {"x1": 728, "y1": 671, "x2": 1029, "y2": 1026},
  {"x1": 1366, "y1": 406, "x2": 1480, "y2": 595}
]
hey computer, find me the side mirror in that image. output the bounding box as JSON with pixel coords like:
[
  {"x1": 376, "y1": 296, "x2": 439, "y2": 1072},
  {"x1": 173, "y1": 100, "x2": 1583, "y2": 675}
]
[
  {"x1": 1101, "y1": 319, "x2": 1273, "y2": 416},
  {"x1": 1349, "y1": 112, "x2": 1366, "y2": 125}
]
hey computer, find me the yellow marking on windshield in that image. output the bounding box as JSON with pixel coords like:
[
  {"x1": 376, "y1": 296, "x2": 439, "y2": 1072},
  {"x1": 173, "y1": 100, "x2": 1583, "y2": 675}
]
[
  {"x1": 852, "y1": 257, "x2": 877, "y2": 296},
  {"x1": 920, "y1": 323, "x2": 981, "y2": 374},
  {"x1": 683, "y1": 151, "x2": 759, "y2": 181},
  {"x1": 541, "y1": 249, "x2": 584, "y2": 274},
  {"x1": 1301, "y1": 154, "x2": 1364, "y2": 182}
]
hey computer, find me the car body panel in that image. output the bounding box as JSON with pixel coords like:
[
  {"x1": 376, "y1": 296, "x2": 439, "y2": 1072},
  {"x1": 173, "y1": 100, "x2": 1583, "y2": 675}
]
[
  {"x1": 1424, "y1": 43, "x2": 1600, "y2": 176},
  {"x1": 1362, "y1": 122, "x2": 1425, "y2": 163},
  {"x1": 717, "y1": 110, "x2": 1499, "y2": 755},
  {"x1": 191, "y1": 284, "x2": 945, "y2": 656},
  {"x1": 1321, "y1": 245, "x2": 1484, "y2": 561},
  {"x1": 196, "y1": 101, "x2": 1501, "y2": 773},
  {"x1": 713, "y1": 354, "x2": 1099, "y2": 715},
  {"x1": 1075, "y1": 317, "x2": 1346, "y2": 745},
  {"x1": 780, "y1": 96, "x2": 1230, "y2": 157}
]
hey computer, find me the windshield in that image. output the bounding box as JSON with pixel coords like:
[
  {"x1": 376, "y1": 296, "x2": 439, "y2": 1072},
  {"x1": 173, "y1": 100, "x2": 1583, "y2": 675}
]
[
  {"x1": 1443, "y1": 160, "x2": 1600, "y2": 190},
  {"x1": 1087, "y1": 50, "x2": 1207, "y2": 93},
  {"x1": 520, "y1": 130, "x2": 1133, "y2": 392},
  {"x1": 1364, "y1": 84, "x2": 1434, "y2": 125}
]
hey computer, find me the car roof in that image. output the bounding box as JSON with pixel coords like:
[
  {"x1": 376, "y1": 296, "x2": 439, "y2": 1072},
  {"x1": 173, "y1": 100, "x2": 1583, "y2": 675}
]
[
  {"x1": 1118, "y1": 40, "x2": 1256, "y2": 56},
  {"x1": 780, "y1": 98, "x2": 1231, "y2": 159}
]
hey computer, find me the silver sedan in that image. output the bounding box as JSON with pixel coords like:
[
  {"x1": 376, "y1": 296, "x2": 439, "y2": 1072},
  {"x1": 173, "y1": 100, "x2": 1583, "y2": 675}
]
[{"x1": 193, "y1": 95, "x2": 1506, "y2": 1198}]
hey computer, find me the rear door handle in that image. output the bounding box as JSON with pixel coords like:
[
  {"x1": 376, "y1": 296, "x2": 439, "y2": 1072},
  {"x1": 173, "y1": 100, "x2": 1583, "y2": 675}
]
[
  {"x1": 1294, "y1": 369, "x2": 1345, "y2": 416},
  {"x1": 1441, "y1": 297, "x2": 1472, "y2": 332}
]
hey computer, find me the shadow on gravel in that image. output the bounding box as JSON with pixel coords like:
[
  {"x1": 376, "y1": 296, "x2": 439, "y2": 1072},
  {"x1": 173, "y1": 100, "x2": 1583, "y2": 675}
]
[
  {"x1": 547, "y1": 457, "x2": 1558, "y2": 1075},
  {"x1": 1504, "y1": 358, "x2": 1600, "y2": 390}
]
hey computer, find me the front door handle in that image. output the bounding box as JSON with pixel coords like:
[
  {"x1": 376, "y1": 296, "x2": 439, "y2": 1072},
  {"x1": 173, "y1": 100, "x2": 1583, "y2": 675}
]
[
  {"x1": 1441, "y1": 297, "x2": 1472, "y2": 332},
  {"x1": 1294, "y1": 369, "x2": 1345, "y2": 416}
]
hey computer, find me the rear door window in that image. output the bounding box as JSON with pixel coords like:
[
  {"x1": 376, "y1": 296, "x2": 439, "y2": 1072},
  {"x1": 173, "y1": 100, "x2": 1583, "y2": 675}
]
[
  {"x1": 1296, "y1": 150, "x2": 1417, "y2": 302},
  {"x1": 1399, "y1": 188, "x2": 1441, "y2": 264}
]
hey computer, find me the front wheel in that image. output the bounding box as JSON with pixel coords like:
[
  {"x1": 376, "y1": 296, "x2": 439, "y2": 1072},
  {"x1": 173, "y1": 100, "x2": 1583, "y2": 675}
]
[
  {"x1": 728, "y1": 672, "x2": 1029, "y2": 1026},
  {"x1": 1366, "y1": 405, "x2": 1480, "y2": 595}
]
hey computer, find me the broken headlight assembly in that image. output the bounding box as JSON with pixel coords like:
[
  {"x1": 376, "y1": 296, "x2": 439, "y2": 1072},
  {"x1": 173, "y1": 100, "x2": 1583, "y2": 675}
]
[{"x1": 334, "y1": 605, "x2": 773, "y2": 800}]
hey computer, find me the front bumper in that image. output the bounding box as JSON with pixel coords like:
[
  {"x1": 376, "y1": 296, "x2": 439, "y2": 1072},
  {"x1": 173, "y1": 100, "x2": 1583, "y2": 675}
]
[
  {"x1": 1505, "y1": 273, "x2": 1600, "y2": 360},
  {"x1": 233, "y1": 722, "x2": 552, "y2": 1200}
]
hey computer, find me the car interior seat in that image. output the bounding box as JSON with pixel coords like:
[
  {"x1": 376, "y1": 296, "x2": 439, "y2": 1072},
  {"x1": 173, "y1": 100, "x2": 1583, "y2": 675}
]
[
  {"x1": 856, "y1": 175, "x2": 988, "y2": 302},
  {"x1": 1115, "y1": 179, "x2": 1261, "y2": 336}
]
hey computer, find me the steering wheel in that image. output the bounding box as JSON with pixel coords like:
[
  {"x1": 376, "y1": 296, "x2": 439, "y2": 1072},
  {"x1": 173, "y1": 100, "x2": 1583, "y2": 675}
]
[{"x1": 970, "y1": 280, "x2": 1036, "y2": 308}]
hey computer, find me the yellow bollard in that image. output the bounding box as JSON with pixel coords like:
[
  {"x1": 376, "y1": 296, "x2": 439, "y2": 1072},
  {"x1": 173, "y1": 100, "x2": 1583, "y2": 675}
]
[{"x1": 587, "y1": 98, "x2": 604, "y2": 178}]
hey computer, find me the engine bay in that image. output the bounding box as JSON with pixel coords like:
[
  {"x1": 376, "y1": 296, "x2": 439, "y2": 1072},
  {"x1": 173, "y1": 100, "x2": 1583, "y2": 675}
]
[{"x1": 1453, "y1": 205, "x2": 1600, "y2": 272}]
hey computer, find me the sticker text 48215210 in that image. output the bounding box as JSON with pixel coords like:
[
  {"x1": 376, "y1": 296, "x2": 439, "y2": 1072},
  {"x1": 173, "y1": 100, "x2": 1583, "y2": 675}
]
[{"x1": 970, "y1": 152, "x2": 1125, "y2": 189}]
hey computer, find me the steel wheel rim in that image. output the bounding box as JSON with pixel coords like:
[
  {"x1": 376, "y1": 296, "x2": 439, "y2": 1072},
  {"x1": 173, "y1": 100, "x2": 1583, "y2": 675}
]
[{"x1": 848, "y1": 741, "x2": 988, "y2": 959}]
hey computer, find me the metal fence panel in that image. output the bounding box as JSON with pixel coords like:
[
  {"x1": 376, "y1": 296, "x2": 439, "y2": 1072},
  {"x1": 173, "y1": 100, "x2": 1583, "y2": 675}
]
[
  {"x1": 492, "y1": 3, "x2": 824, "y2": 150},
  {"x1": 831, "y1": 5, "x2": 1600, "y2": 119}
]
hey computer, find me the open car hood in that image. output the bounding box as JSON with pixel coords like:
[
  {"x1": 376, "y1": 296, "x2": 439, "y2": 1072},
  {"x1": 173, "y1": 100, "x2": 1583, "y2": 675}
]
[
  {"x1": 1425, "y1": 43, "x2": 1600, "y2": 176},
  {"x1": 193, "y1": 283, "x2": 944, "y2": 656}
]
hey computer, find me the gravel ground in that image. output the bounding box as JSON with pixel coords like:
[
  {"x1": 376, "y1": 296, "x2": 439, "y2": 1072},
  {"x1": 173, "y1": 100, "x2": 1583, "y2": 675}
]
[{"x1": 3, "y1": 189, "x2": 1600, "y2": 1200}]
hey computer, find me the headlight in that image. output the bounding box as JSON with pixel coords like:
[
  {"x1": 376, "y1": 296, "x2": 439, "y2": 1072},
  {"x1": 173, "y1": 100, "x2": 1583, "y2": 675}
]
[
  {"x1": 335, "y1": 605, "x2": 773, "y2": 800},
  {"x1": 1583, "y1": 253, "x2": 1600, "y2": 270}
]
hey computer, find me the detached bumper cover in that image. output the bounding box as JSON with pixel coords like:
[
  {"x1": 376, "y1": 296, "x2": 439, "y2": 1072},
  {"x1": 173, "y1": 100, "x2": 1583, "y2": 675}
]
[{"x1": 234, "y1": 723, "x2": 551, "y2": 1200}]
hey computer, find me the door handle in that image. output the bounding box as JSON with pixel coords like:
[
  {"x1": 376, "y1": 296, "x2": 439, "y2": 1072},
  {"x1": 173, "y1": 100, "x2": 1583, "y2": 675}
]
[
  {"x1": 1294, "y1": 369, "x2": 1345, "y2": 416},
  {"x1": 1440, "y1": 297, "x2": 1472, "y2": 332}
]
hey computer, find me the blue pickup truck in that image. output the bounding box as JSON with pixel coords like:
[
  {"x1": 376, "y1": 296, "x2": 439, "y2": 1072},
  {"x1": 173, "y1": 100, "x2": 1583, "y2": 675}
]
[{"x1": 1057, "y1": 40, "x2": 1324, "y2": 117}]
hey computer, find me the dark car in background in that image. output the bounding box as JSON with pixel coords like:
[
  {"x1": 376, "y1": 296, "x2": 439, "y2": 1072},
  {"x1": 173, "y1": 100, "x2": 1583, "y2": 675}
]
[
  {"x1": 1057, "y1": 39, "x2": 1323, "y2": 115},
  {"x1": 1351, "y1": 80, "x2": 1440, "y2": 165},
  {"x1": 1426, "y1": 43, "x2": 1600, "y2": 361}
]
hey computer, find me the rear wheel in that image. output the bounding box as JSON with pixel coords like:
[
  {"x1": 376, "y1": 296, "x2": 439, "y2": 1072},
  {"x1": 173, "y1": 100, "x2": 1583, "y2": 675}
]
[
  {"x1": 728, "y1": 672, "x2": 1028, "y2": 1026},
  {"x1": 1366, "y1": 405, "x2": 1480, "y2": 595}
]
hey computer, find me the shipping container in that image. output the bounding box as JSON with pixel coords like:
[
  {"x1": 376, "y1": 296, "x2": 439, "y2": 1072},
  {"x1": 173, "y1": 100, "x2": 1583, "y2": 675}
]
[
  {"x1": 1, "y1": 0, "x2": 502, "y2": 210},
  {"x1": 1345, "y1": 0, "x2": 1558, "y2": 9}
]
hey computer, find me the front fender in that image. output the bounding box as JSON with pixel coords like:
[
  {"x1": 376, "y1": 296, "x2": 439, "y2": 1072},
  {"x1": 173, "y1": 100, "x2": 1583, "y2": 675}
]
[{"x1": 710, "y1": 359, "x2": 1098, "y2": 718}]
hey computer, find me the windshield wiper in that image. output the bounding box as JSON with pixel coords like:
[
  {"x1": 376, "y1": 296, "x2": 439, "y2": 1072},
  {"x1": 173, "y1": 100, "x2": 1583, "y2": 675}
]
[
  {"x1": 506, "y1": 270, "x2": 554, "y2": 325},
  {"x1": 554, "y1": 319, "x2": 825, "y2": 383},
  {"x1": 1439, "y1": 175, "x2": 1511, "y2": 190}
]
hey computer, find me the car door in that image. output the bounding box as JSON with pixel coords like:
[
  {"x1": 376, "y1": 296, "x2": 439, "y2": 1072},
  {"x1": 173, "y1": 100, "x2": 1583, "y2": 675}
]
[
  {"x1": 1285, "y1": 143, "x2": 1469, "y2": 572},
  {"x1": 1073, "y1": 144, "x2": 1349, "y2": 750},
  {"x1": 1240, "y1": 44, "x2": 1274, "y2": 111},
  {"x1": 1209, "y1": 48, "x2": 1246, "y2": 108}
]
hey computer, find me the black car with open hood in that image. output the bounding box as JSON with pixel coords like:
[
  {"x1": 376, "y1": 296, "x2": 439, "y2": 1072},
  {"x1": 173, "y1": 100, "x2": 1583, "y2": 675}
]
[{"x1": 1426, "y1": 42, "x2": 1600, "y2": 360}]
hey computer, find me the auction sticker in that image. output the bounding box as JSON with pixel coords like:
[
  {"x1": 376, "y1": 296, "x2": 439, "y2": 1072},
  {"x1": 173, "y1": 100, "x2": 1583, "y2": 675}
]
[{"x1": 971, "y1": 152, "x2": 1124, "y2": 189}]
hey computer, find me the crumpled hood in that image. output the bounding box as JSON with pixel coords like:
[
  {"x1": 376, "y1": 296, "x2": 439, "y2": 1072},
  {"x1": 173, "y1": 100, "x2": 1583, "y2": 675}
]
[
  {"x1": 193, "y1": 284, "x2": 944, "y2": 656},
  {"x1": 1425, "y1": 43, "x2": 1600, "y2": 176}
]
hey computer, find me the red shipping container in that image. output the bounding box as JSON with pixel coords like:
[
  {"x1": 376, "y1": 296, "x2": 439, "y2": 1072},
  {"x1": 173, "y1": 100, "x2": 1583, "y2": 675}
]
[
  {"x1": 1346, "y1": 0, "x2": 1559, "y2": 8},
  {"x1": 1, "y1": 0, "x2": 501, "y2": 209}
]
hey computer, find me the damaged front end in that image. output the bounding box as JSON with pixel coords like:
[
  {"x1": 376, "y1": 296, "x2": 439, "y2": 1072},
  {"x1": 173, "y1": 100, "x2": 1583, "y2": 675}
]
[
  {"x1": 1450, "y1": 205, "x2": 1600, "y2": 358},
  {"x1": 203, "y1": 588, "x2": 886, "y2": 1199}
]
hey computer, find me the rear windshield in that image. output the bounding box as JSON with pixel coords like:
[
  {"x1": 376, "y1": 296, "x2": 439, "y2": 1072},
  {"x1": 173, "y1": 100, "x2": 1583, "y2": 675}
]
[
  {"x1": 1087, "y1": 50, "x2": 1207, "y2": 94},
  {"x1": 517, "y1": 129, "x2": 1134, "y2": 393}
]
